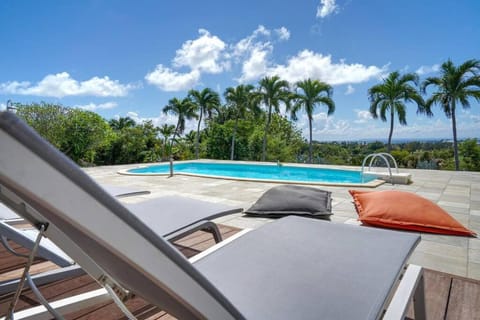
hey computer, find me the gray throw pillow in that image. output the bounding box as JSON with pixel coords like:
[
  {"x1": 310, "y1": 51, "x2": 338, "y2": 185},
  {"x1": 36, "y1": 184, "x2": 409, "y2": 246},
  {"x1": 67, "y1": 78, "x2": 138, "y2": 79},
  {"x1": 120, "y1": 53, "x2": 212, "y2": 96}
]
[{"x1": 245, "y1": 185, "x2": 333, "y2": 220}]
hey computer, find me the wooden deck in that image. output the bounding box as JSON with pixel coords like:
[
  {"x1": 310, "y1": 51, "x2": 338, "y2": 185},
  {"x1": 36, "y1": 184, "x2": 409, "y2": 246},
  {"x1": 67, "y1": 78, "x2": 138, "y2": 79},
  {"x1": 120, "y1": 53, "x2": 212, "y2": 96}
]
[{"x1": 1, "y1": 225, "x2": 479, "y2": 320}]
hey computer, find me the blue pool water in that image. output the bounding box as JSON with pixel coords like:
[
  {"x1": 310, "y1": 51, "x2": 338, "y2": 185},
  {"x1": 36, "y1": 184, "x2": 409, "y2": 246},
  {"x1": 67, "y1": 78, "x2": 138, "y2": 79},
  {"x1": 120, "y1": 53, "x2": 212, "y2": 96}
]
[{"x1": 127, "y1": 162, "x2": 376, "y2": 184}]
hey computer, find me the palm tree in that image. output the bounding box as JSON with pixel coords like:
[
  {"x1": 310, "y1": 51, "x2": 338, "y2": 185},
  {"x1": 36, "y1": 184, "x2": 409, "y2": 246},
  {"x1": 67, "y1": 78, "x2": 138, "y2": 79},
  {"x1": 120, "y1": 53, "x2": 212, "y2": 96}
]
[
  {"x1": 290, "y1": 79, "x2": 335, "y2": 163},
  {"x1": 188, "y1": 88, "x2": 221, "y2": 159},
  {"x1": 158, "y1": 123, "x2": 175, "y2": 160},
  {"x1": 162, "y1": 97, "x2": 197, "y2": 158},
  {"x1": 258, "y1": 75, "x2": 290, "y2": 161},
  {"x1": 108, "y1": 116, "x2": 136, "y2": 131},
  {"x1": 368, "y1": 71, "x2": 425, "y2": 152},
  {"x1": 422, "y1": 59, "x2": 480, "y2": 171},
  {"x1": 224, "y1": 84, "x2": 260, "y2": 160}
]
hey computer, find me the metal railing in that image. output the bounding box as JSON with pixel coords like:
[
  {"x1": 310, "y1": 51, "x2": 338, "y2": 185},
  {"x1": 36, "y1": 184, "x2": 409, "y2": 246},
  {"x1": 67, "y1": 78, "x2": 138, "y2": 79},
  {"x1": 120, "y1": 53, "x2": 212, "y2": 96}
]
[{"x1": 361, "y1": 153, "x2": 399, "y2": 184}]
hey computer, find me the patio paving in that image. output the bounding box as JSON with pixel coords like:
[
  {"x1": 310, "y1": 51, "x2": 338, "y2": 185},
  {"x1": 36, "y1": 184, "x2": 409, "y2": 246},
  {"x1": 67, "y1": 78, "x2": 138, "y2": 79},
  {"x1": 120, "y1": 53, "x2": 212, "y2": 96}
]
[{"x1": 83, "y1": 163, "x2": 480, "y2": 280}]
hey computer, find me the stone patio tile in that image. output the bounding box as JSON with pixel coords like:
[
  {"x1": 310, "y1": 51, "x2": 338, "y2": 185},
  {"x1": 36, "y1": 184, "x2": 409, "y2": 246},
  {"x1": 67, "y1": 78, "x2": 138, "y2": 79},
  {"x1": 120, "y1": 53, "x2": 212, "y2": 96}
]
[
  {"x1": 415, "y1": 240, "x2": 467, "y2": 260},
  {"x1": 449, "y1": 180, "x2": 472, "y2": 187},
  {"x1": 470, "y1": 201, "x2": 480, "y2": 210},
  {"x1": 469, "y1": 216, "x2": 480, "y2": 234},
  {"x1": 470, "y1": 238, "x2": 480, "y2": 250},
  {"x1": 444, "y1": 207, "x2": 471, "y2": 215},
  {"x1": 468, "y1": 262, "x2": 480, "y2": 280},
  {"x1": 441, "y1": 190, "x2": 471, "y2": 197},
  {"x1": 330, "y1": 216, "x2": 350, "y2": 223},
  {"x1": 333, "y1": 210, "x2": 358, "y2": 219},
  {"x1": 420, "y1": 234, "x2": 469, "y2": 248},
  {"x1": 438, "y1": 201, "x2": 470, "y2": 210},
  {"x1": 416, "y1": 192, "x2": 442, "y2": 201},
  {"x1": 469, "y1": 249, "x2": 480, "y2": 264},
  {"x1": 409, "y1": 251, "x2": 467, "y2": 277},
  {"x1": 439, "y1": 194, "x2": 470, "y2": 203},
  {"x1": 471, "y1": 209, "x2": 480, "y2": 217},
  {"x1": 421, "y1": 182, "x2": 447, "y2": 189}
]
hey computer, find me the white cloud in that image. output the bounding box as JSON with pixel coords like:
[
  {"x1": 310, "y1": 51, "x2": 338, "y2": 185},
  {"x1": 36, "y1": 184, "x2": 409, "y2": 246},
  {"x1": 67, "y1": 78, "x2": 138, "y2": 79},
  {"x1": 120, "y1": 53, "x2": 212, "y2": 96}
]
[
  {"x1": 269, "y1": 50, "x2": 386, "y2": 85},
  {"x1": 145, "y1": 25, "x2": 385, "y2": 93},
  {"x1": 238, "y1": 47, "x2": 271, "y2": 83},
  {"x1": 173, "y1": 29, "x2": 228, "y2": 74},
  {"x1": 234, "y1": 25, "x2": 293, "y2": 82},
  {"x1": 345, "y1": 85, "x2": 355, "y2": 95},
  {"x1": 233, "y1": 25, "x2": 273, "y2": 58},
  {"x1": 275, "y1": 27, "x2": 290, "y2": 41},
  {"x1": 145, "y1": 65, "x2": 200, "y2": 91},
  {"x1": 416, "y1": 64, "x2": 440, "y2": 75},
  {"x1": 75, "y1": 101, "x2": 118, "y2": 111},
  {"x1": 146, "y1": 28, "x2": 231, "y2": 92},
  {"x1": 316, "y1": 0, "x2": 338, "y2": 18},
  {"x1": 0, "y1": 103, "x2": 5, "y2": 111},
  {"x1": 0, "y1": 72, "x2": 134, "y2": 98},
  {"x1": 354, "y1": 109, "x2": 373, "y2": 123}
]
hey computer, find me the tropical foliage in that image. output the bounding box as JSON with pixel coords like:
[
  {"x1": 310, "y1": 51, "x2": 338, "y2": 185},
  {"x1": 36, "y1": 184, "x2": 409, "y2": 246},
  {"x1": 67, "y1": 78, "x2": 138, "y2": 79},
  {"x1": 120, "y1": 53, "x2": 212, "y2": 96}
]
[
  {"x1": 162, "y1": 97, "x2": 197, "y2": 158},
  {"x1": 6, "y1": 59, "x2": 480, "y2": 172},
  {"x1": 368, "y1": 71, "x2": 426, "y2": 152},
  {"x1": 188, "y1": 88, "x2": 221, "y2": 159},
  {"x1": 290, "y1": 79, "x2": 335, "y2": 163},
  {"x1": 258, "y1": 76, "x2": 291, "y2": 161},
  {"x1": 421, "y1": 59, "x2": 480, "y2": 170},
  {"x1": 224, "y1": 84, "x2": 259, "y2": 160}
]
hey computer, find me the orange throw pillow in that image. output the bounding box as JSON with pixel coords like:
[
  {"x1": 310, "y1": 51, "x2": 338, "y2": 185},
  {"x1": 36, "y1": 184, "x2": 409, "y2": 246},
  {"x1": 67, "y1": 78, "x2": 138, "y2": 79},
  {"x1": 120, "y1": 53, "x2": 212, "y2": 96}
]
[{"x1": 349, "y1": 190, "x2": 476, "y2": 237}]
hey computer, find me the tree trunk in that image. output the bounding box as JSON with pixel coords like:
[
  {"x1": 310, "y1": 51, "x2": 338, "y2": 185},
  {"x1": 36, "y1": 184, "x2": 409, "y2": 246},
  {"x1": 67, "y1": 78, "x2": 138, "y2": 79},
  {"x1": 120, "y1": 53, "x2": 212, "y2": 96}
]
[
  {"x1": 387, "y1": 109, "x2": 394, "y2": 153},
  {"x1": 170, "y1": 123, "x2": 180, "y2": 159},
  {"x1": 261, "y1": 105, "x2": 272, "y2": 162},
  {"x1": 162, "y1": 137, "x2": 166, "y2": 161},
  {"x1": 308, "y1": 117, "x2": 313, "y2": 164},
  {"x1": 451, "y1": 102, "x2": 460, "y2": 171},
  {"x1": 195, "y1": 111, "x2": 203, "y2": 159},
  {"x1": 230, "y1": 117, "x2": 238, "y2": 160}
]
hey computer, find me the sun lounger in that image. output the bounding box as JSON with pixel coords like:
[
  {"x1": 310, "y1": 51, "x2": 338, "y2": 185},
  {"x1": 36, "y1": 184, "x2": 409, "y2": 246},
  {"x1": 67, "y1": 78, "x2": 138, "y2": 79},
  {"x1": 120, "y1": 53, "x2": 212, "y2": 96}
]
[
  {"x1": 0, "y1": 185, "x2": 150, "y2": 224},
  {"x1": 0, "y1": 112, "x2": 425, "y2": 319},
  {"x1": 0, "y1": 195, "x2": 241, "y2": 299}
]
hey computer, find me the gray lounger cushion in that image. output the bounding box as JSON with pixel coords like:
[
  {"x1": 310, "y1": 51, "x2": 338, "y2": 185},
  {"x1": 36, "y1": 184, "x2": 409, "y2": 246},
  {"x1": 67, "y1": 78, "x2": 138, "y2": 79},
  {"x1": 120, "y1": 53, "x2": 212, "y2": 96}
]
[
  {"x1": 195, "y1": 216, "x2": 419, "y2": 319},
  {"x1": 245, "y1": 185, "x2": 332, "y2": 219},
  {"x1": 125, "y1": 196, "x2": 241, "y2": 238}
]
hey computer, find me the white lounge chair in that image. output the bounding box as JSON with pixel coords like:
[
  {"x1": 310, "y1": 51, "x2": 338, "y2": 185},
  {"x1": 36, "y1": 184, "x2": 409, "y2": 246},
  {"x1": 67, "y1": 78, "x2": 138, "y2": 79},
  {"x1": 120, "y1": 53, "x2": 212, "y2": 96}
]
[{"x1": 0, "y1": 112, "x2": 426, "y2": 319}]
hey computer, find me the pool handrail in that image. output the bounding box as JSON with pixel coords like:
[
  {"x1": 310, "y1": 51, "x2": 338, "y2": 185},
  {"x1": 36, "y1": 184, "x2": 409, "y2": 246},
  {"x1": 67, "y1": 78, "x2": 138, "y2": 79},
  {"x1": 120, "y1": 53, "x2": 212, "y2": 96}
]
[{"x1": 361, "y1": 153, "x2": 399, "y2": 184}]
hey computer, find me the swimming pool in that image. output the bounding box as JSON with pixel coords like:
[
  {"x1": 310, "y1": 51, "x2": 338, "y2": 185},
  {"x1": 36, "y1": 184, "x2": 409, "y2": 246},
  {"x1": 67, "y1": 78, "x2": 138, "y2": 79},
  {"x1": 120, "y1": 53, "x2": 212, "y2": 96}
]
[{"x1": 123, "y1": 161, "x2": 381, "y2": 186}]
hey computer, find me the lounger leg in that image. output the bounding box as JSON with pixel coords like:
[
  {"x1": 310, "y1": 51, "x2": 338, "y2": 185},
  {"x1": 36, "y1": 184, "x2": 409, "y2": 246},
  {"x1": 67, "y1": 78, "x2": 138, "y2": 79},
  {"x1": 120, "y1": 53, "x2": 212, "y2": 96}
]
[{"x1": 6, "y1": 224, "x2": 47, "y2": 319}]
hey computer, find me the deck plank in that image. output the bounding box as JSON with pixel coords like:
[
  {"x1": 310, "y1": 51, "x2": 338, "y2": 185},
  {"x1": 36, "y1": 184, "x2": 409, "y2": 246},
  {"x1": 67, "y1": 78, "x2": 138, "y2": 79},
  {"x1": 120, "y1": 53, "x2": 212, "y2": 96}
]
[
  {"x1": 0, "y1": 240, "x2": 45, "y2": 275},
  {"x1": 446, "y1": 278, "x2": 480, "y2": 320},
  {"x1": 406, "y1": 269, "x2": 452, "y2": 320}
]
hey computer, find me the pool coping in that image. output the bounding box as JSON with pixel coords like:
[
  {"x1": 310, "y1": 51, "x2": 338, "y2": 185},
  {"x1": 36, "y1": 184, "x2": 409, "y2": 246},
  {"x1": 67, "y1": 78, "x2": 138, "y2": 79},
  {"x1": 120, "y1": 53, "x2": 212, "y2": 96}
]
[{"x1": 118, "y1": 159, "x2": 386, "y2": 188}]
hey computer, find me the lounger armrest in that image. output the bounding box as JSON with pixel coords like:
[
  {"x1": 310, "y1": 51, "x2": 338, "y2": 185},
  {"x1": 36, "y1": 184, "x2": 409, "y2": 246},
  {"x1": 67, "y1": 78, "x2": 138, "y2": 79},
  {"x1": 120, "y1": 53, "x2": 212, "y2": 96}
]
[{"x1": 383, "y1": 264, "x2": 426, "y2": 320}]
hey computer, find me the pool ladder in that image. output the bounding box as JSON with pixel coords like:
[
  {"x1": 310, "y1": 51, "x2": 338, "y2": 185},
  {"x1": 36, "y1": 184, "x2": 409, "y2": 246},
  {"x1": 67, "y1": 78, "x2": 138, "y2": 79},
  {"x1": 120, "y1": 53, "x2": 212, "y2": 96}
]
[{"x1": 361, "y1": 153, "x2": 399, "y2": 184}]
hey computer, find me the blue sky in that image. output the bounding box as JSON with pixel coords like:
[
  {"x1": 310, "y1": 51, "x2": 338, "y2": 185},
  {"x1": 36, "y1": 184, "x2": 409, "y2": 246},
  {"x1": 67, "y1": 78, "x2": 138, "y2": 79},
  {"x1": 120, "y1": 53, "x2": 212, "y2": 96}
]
[{"x1": 1, "y1": 0, "x2": 479, "y2": 141}]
